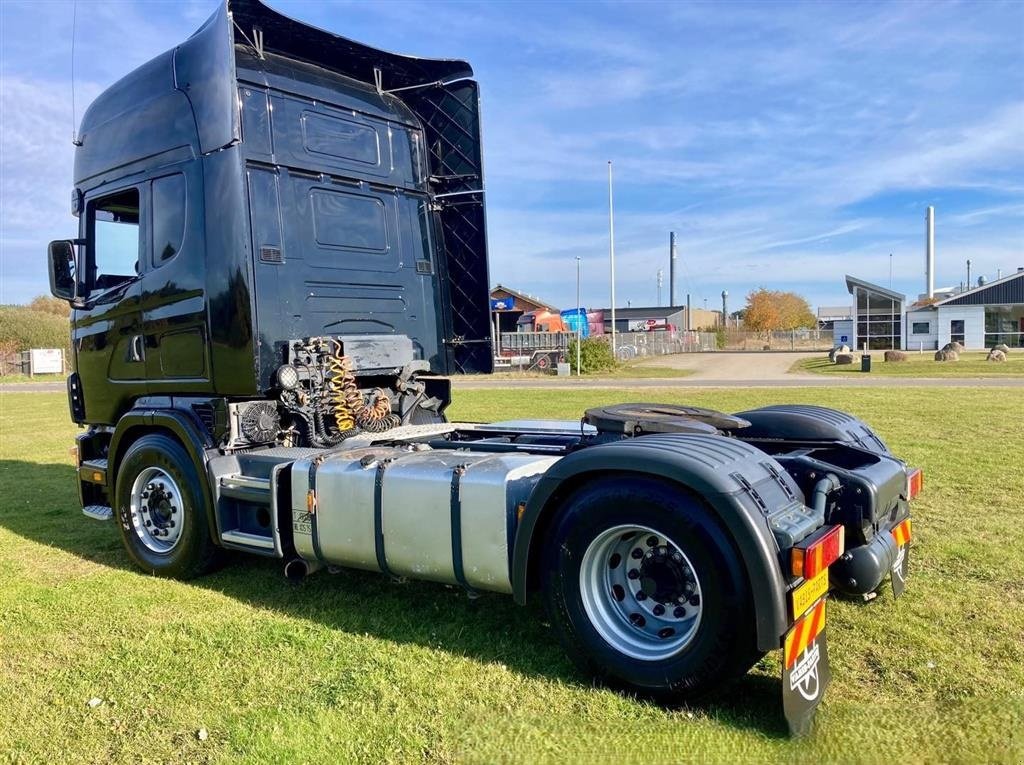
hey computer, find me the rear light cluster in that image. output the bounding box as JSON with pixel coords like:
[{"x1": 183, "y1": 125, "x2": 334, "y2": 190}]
[
  {"x1": 790, "y1": 525, "x2": 845, "y2": 579},
  {"x1": 907, "y1": 468, "x2": 924, "y2": 500}
]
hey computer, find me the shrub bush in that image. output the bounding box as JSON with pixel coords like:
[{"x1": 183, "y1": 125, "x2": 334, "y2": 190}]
[
  {"x1": 0, "y1": 305, "x2": 71, "y2": 354},
  {"x1": 567, "y1": 336, "x2": 617, "y2": 374}
]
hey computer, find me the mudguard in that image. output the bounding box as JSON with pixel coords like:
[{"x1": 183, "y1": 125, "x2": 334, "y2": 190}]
[
  {"x1": 107, "y1": 398, "x2": 220, "y2": 540},
  {"x1": 512, "y1": 433, "x2": 803, "y2": 651},
  {"x1": 732, "y1": 404, "x2": 890, "y2": 454}
]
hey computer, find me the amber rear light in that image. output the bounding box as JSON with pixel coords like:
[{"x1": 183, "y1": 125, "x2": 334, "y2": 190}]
[
  {"x1": 790, "y1": 525, "x2": 845, "y2": 579},
  {"x1": 907, "y1": 468, "x2": 924, "y2": 500}
]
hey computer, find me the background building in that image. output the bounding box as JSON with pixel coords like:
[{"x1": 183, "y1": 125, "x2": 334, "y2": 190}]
[
  {"x1": 597, "y1": 305, "x2": 722, "y2": 334},
  {"x1": 904, "y1": 270, "x2": 1024, "y2": 350},
  {"x1": 845, "y1": 276, "x2": 904, "y2": 350},
  {"x1": 489, "y1": 284, "x2": 559, "y2": 333}
]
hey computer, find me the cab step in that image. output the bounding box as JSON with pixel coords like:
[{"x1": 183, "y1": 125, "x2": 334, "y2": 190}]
[
  {"x1": 219, "y1": 474, "x2": 271, "y2": 504},
  {"x1": 82, "y1": 505, "x2": 113, "y2": 521}
]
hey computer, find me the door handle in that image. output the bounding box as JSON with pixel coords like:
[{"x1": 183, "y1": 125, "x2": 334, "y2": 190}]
[{"x1": 128, "y1": 334, "x2": 145, "y2": 363}]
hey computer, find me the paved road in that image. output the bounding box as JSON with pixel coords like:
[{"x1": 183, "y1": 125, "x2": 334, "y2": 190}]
[
  {"x1": 634, "y1": 351, "x2": 821, "y2": 380},
  {"x1": 5, "y1": 351, "x2": 1024, "y2": 393},
  {"x1": 0, "y1": 382, "x2": 67, "y2": 393},
  {"x1": 454, "y1": 376, "x2": 1024, "y2": 389},
  {"x1": 455, "y1": 351, "x2": 1024, "y2": 388}
]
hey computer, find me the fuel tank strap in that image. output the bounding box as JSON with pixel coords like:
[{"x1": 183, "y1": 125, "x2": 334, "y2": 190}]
[
  {"x1": 449, "y1": 465, "x2": 471, "y2": 591},
  {"x1": 373, "y1": 460, "x2": 394, "y2": 576},
  {"x1": 306, "y1": 459, "x2": 326, "y2": 564}
]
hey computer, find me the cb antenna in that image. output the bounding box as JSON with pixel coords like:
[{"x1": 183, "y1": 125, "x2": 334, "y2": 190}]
[{"x1": 71, "y1": 0, "x2": 82, "y2": 146}]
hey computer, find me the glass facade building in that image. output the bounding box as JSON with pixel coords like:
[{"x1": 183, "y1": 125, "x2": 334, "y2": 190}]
[
  {"x1": 846, "y1": 276, "x2": 904, "y2": 350},
  {"x1": 983, "y1": 305, "x2": 1024, "y2": 348}
]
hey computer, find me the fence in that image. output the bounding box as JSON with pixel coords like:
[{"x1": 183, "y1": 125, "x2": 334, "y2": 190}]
[
  {"x1": 0, "y1": 349, "x2": 67, "y2": 377},
  {"x1": 718, "y1": 329, "x2": 832, "y2": 352},
  {"x1": 612, "y1": 331, "x2": 717, "y2": 361},
  {"x1": 489, "y1": 328, "x2": 831, "y2": 373}
]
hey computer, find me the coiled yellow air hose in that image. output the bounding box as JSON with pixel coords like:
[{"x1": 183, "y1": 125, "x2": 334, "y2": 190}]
[{"x1": 327, "y1": 339, "x2": 396, "y2": 433}]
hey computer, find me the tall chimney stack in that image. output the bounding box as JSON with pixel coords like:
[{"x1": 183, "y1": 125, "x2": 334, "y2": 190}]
[
  {"x1": 669, "y1": 232, "x2": 678, "y2": 306},
  {"x1": 926, "y1": 206, "x2": 935, "y2": 299}
]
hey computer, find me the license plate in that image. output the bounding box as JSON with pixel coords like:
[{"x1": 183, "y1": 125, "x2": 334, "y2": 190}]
[
  {"x1": 791, "y1": 567, "x2": 829, "y2": 619},
  {"x1": 782, "y1": 597, "x2": 831, "y2": 737}
]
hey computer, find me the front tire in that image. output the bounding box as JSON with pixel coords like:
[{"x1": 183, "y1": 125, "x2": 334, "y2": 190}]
[
  {"x1": 540, "y1": 475, "x2": 760, "y2": 700},
  {"x1": 114, "y1": 433, "x2": 220, "y2": 579}
]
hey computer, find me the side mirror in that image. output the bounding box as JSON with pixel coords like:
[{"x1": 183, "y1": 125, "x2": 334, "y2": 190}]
[{"x1": 48, "y1": 240, "x2": 78, "y2": 302}]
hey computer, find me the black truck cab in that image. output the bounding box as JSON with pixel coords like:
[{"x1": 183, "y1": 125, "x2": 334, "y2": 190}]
[{"x1": 52, "y1": 0, "x2": 491, "y2": 427}]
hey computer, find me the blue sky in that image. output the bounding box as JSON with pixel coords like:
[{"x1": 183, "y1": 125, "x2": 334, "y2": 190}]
[{"x1": 1, "y1": 0, "x2": 1022, "y2": 313}]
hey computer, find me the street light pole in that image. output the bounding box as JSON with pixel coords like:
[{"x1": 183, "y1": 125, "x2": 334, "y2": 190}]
[
  {"x1": 576, "y1": 256, "x2": 582, "y2": 376},
  {"x1": 608, "y1": 160, "x2": 616, "y2": 359}
]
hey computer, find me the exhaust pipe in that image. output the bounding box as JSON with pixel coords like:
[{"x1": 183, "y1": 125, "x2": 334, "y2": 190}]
[{"x1": 284, "y1": 557, "x2": 322, "y2": 582}]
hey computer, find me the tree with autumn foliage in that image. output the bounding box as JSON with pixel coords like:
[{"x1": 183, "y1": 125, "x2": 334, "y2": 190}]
[{"x1": 743, "y1": 288, "x2": 816, "y2": 332}]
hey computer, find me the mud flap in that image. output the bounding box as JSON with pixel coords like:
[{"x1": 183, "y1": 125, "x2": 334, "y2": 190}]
[
  {"x1": 782, "y1": 598, "x2": 831, "y2": 737},
  {"x1": 891, "y1": 518, "x2": 911, "y2": 599},
  {"x1": 891, "y1": 543, "x2": 909, "y2": 598}
]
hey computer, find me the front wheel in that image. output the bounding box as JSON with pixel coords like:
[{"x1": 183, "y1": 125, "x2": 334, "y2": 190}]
[
  {"x1": 540, "y1": 475, "x2": 760, "y2": 700},
  {"x1": 114, "y1": 433, "x2": 221, "y2": 579}
]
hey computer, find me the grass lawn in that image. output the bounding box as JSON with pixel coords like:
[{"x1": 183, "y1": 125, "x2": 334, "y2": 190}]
[
  {"x1": 794, "y1": 350, "x2": 1024, "y2": 377},
  {"x1": 1, "y1": 388, "x2": 1022, "y2": 763}
]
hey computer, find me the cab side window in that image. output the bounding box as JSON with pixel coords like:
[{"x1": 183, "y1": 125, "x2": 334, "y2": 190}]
[
  {"x1": 151, "y1": 174, "x2": 186, "y2": 265},
  {"x1": 90, "y1": 188, "x2": 140, "y2": 292}
]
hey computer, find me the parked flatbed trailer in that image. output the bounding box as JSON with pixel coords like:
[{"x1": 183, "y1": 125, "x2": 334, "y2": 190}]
[{"x1": 47, "y1": 0, "x2": 919, "y2": 736}]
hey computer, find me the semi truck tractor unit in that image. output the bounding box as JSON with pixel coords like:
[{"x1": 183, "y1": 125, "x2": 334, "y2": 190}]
[{"x1": 47, "y1": 0, "x2": 919, "y2": 735}]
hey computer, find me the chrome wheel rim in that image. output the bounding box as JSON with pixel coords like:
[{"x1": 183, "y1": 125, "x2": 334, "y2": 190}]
[
  {"x1": 579, "y1": 524, "x2": 703, "y2": 661},
  {"x1": 129, "y1": 467, "x2": 184, "y2": 554}
]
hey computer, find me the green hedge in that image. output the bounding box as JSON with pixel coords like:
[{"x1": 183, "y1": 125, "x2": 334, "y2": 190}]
[
  {"x1": 0, "y1": 305, "x2": 71, "y2": 354},
  {"x1": 567, "y1": 336, "x2": 617, "y2": 374}
]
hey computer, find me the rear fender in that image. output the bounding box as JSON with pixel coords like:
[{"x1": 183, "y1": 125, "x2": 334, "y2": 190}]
[
  {"x1": 512, "y1": 433, "x2": 796, "y2": 652},
  {"x1": 732, "y1": 404, "x2": 890, "y2": 454}
]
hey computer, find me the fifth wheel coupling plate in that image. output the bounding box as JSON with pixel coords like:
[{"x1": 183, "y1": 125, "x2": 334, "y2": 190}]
[{"x1": 582, "y1": 403, "x2": 751, "y2": 436}]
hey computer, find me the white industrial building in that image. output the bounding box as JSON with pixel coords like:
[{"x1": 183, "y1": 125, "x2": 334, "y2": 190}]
[
  {"x1": 837, "y1": 206, "x2": 1024, "y2": 351},
  {"x1": 904, "y1": 270, "x2": 1024, "y2": 350},
  {"x1": 839, "y1": 270, "x2": 1024, "y2": 351}
]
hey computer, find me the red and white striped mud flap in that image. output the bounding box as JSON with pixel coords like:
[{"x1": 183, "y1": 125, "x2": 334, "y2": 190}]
[{"x1": 782, "y1": 597, "x2": 831, "y2": 737}]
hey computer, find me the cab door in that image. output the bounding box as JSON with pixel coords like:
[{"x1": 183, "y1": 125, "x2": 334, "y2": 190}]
[
  {"x1": 141, "y1": 164, "x2": 210, "y2": 388},
  {"x1": 73, "y1": 185, "x2": 147, "y2": 424}
]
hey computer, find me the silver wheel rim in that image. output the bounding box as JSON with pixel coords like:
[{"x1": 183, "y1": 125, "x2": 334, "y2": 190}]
[
  {"x1": 129, "y1": 467, "x2": 184, "y2": 554},
  {"x1": 579, "y1": 524, "x2": 703, "y2": 661}
]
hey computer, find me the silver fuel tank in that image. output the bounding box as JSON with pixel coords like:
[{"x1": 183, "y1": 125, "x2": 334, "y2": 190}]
[{"x1": 290, "y1": 448, "x2": 560, "y2": 593}]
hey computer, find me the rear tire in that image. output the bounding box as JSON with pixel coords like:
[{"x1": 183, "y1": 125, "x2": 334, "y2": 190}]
[
  {"x1": 540, "y1": 475, "x2": 761, "y2": 700},
  {"x1": 114, "y1": 433, "x2": 221, "y2": 579}
]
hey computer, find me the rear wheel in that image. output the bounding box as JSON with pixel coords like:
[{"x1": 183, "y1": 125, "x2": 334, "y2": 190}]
[
  {"x1": 114, "y1": 433, "x2": 220, "y2": 579},
  {"x1": 540, "y1": 475, "x2": 760, "y2": 700}
]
